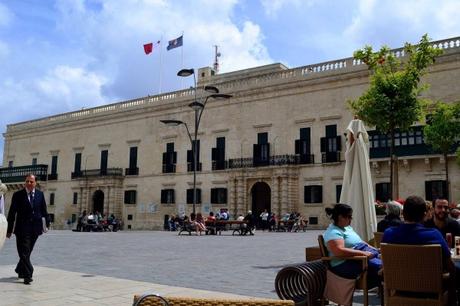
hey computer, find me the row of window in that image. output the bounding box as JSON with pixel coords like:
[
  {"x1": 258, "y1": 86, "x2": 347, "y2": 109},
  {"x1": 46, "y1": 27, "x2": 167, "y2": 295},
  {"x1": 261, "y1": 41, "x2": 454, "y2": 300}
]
[
  {"x1": 304, "y1": 180, "x2": 447, "y2": 204},
  {"x1": 124, "y1": 188, "x2": 228, "y2": 205}
]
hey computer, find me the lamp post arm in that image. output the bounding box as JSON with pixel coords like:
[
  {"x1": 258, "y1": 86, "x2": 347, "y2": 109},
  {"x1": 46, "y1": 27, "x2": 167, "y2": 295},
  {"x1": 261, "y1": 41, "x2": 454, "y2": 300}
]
[
  {"x1": 182, "y1": 122, "x2": 193, "y2": 145},
  {"x1": 196, "y1": 96, "x2": 210, "y2": 132}
]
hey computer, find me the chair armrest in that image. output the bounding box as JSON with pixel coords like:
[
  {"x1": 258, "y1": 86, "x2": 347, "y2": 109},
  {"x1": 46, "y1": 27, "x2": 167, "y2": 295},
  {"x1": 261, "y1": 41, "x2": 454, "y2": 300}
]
[
  {"x1": 442, "y1": 272, "x2": 450, "y2": 280},
  {"x1": 321, "y1": 255, "x2": 368, "y2": 269}
]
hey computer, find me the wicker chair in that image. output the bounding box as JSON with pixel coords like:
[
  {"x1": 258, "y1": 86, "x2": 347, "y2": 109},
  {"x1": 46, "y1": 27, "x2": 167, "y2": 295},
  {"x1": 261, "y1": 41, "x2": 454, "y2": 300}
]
[
  {"x1": 318, "y1": 234, "x2": 370, "y2": 306},
  {"x1": 305, "y1": 246, "x2": 322, "y2": 261},
  {"x1": 133, "y1": 294, "x2": 295, "y2": 306},
  {"x1": 373, "y1": 232, "x2": 384, "y2": 249},
  {"x1": 380, "y1": 243, "x2": 450, "y2": 306}
]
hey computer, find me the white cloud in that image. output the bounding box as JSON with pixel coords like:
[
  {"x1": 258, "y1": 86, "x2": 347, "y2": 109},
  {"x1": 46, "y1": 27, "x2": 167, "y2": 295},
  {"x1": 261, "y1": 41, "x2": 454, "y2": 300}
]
[
  {"x1": 343, "y1": 0, "x2": 460, "y2": 47},
  {"x1": 0, "y1": 2, "x2": 13, "y2": 27},
  {"x1": 36, "y1": 65, "x2": 108, "y2": 110},
  {"x1": 260, "y1": 0, "x2": 305, "y2": 18}
]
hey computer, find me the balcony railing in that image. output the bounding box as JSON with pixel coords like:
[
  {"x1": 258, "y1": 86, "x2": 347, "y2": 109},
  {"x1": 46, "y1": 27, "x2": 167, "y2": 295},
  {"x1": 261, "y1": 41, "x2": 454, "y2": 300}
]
[
  {"x1": 71, "y1": 168, "x2": 123, "y2": 179},
  {"x1": 47, "y1": 173, "x2": 58, "y2": 181},
  {"x1": 187, "y1": 162, "x2": 202, "y2": 172},
  {"x1": 0, "y1": 164, "x2": 48, "y2": 183},
  {"x1": 322, "y1": 152, "x2": 341, "y2": 163},
  {"x1": 227, "y1": 154, "x2": 315, "y2": 169},
  {"x1": 212, "y1": 160, "x2": 228, "y2": 170},
  {"x1": 162, "y1": 164, "x2": 176, "y2": 173},
  {"x1": 125, "y1": 167, "x2": 139, "y2": 176}
]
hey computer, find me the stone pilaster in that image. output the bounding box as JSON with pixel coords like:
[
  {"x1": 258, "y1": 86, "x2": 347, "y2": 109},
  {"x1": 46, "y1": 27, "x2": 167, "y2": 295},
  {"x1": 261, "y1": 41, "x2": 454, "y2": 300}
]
[{"x1": 271, "y1": 175, "x2": 280, "y2": 216}]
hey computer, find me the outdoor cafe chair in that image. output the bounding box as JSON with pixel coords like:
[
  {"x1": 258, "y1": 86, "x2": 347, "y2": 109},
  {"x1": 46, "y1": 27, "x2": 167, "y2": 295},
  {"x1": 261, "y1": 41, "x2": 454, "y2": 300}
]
[
  {"x1": 380, "y1": 243, "x2": 450, "y2": 306},
  {"x1": 318, "y1": 234, "x2": 371, "y2": 306},
  {"x1": 373, "y1": 232, "x2": 384, "y2": 249}
]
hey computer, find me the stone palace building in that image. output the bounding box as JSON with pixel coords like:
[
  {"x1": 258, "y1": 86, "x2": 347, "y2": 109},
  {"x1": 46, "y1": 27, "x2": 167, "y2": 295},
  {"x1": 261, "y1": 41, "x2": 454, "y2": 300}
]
[{"x1": 1, "y1": 36, "x2": 460, "y2": 230}]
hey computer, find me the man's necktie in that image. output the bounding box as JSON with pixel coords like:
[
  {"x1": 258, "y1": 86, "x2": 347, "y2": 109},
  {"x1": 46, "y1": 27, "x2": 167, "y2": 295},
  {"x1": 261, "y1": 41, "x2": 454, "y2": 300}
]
[{"x1": 29, "y1": 192, "x2": 34, "y2": 208}]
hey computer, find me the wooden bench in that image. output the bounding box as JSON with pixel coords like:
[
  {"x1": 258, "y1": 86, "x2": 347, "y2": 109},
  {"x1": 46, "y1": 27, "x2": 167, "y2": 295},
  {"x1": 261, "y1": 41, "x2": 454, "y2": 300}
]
[{"x1": 205, "y1": 220, "x2": 251, "y2": 235}]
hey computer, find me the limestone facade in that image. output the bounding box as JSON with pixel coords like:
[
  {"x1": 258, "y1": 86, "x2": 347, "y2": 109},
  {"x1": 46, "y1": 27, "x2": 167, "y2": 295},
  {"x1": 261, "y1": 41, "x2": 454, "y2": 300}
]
[{"x1": 1, "y1": 36, "x2": 460, "y2": 230}]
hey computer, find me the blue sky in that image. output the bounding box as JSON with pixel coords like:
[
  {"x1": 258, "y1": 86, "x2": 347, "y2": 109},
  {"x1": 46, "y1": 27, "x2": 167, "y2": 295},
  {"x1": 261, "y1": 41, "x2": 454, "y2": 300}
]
[{"x1": 1, "y1": 0, "x2": 459, "y2": 164}]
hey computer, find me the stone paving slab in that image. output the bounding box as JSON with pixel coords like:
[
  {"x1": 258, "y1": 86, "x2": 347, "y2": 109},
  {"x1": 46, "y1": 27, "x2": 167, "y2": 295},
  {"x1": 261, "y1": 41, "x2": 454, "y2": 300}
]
[
  {"x1": 0, "y1": 265, "x2": 265, "y2": 306},
  {"x1": 0, "y1": 230, "x2": 381, "y2": 305}
]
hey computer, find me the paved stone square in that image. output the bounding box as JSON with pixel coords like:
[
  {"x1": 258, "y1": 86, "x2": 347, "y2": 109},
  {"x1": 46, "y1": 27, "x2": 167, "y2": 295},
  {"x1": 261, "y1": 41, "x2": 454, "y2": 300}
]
[{"x1": 0, "y1": 229, "x2": 380, "y2": 305}]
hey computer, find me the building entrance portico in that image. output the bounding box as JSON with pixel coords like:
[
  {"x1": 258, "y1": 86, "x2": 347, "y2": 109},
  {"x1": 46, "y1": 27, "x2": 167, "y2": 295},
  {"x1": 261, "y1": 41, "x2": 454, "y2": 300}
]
[
  {"x1": 92, "y1": 190, "x2": 104, "y2": 214},
  {"x1": 228, "y1": 166, "x2": 299, "y2": 219}
]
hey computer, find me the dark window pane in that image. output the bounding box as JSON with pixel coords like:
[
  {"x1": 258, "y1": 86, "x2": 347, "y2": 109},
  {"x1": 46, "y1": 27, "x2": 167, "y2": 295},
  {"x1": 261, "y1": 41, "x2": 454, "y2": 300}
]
[
  {"x1": 258, "y1": 132, "x2": 268, "y2": 144},
  {"x1": 49, "y1": 193, "x2": 55, "y2": 206},
  {"x1": 73, "y1": 192, "x2": 78, "y2": 205},
  {"x1": 124, "y1": 190, "x2": 137, "y2": 204}
]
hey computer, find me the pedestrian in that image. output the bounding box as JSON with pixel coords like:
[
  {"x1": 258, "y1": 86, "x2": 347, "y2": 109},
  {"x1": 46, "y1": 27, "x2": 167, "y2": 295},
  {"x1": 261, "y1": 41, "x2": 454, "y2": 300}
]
[{"x1": 6, "y1": 174, "x2": 50, "y2": 285}]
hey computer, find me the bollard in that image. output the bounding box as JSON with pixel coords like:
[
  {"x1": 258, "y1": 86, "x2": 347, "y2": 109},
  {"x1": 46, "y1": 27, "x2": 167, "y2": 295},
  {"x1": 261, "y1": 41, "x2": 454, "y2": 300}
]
[{"x1": 275, "y1": 260, "x2": 326, "y2": 306}]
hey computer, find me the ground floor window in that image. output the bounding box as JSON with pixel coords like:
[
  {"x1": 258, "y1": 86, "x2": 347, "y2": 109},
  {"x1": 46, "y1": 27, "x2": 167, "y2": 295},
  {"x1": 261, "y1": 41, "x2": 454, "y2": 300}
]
[
  {"x1": 186, "y1": 188, "x2": 202, "y2": 204},
  {"x1": 124, "y1": 190, "x2": 137, "y2": 204},
  {"x1": 304, "y1": 185, "x2": 322, "y2": 203},
  {"x1": 161, "y1": 189, "x2": 175, "y2": 204},
  {"x1": 425, "y1": 180, "x2": 447, "y2": 201}
]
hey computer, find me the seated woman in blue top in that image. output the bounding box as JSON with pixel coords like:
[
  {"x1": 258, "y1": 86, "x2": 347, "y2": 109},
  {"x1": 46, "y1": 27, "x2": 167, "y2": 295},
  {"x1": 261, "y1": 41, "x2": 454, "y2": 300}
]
[{"x1": 324, "y1": 203, "x2": 382, "y2": 288}]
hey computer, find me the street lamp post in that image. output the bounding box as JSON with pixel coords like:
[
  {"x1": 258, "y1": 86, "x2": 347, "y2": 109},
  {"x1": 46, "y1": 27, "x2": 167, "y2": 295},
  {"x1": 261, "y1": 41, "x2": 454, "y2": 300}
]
[{"x1": 161, "y1": 68, "x2": 232, "y2": 215}]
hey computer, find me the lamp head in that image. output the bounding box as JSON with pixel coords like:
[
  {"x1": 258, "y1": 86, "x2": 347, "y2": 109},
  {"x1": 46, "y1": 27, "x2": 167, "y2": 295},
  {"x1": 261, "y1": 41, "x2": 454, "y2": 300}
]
[
  {"x1": 177, "y1": 68, "x2": 194, "y2": 77},
  {"x1": 204, "y1": 85, "x2": 219, "y2": 94},
  {"x1": 209, "y1": 93, "x2": 232, "y2": 100},
  {"x1": 189, "y1": 101, "x2": 204, "y2": 111},
  {"x1": 160, "y1": 119, "x2": 184, "y2": 126}
]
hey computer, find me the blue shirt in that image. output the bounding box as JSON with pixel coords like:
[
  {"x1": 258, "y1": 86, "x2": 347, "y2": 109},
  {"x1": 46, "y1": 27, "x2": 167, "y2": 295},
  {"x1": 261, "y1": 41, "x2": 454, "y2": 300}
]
[
  {"x1": 323, "y1": 223, "x2": 363, "y2": 267},
  {"x1": 382, "y1": 223, "x2": 451, "y2": 268}
]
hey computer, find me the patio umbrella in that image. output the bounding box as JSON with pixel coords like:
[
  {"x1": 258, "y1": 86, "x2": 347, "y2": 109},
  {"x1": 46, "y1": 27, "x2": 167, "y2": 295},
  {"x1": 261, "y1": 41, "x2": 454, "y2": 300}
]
[
  {"x1": 0, "y1": 181, "x2": 7, "y2": 250},
  {"x1": 339, "y1": 119, "x2": 377, "y2": 241}
]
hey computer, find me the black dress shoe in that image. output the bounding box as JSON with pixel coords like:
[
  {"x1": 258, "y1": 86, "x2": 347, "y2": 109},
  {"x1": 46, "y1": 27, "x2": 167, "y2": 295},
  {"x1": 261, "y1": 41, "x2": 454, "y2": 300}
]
[{"x1": 23, "y1": 278, "x2": 32, "y2": 285}]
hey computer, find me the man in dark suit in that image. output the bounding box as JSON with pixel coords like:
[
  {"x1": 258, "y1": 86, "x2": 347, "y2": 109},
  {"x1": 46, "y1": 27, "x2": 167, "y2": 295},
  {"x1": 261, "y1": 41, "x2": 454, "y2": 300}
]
[{"x1": 6, "y1": 174, "x2": 49, "y2": 285}]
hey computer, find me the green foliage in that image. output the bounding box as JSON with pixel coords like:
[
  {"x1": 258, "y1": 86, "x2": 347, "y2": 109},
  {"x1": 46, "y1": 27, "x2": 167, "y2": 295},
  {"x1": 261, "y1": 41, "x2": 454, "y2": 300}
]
[
  {"x1": 349, "y1": 34, "x2": 443, "y2": 134},
  {"x1": 424, "y1": 101, "x2": 460, "y2": 155}
]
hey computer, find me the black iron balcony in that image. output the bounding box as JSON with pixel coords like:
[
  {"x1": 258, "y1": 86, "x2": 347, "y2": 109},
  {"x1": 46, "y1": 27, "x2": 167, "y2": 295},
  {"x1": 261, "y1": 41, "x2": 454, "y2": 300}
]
[
  {"x1": 212, "y1": 160, "x2": 228, "y2": 170},
  {"x1": 71, "y1": 168, "x2": 123, "y2": 179},
  {"x1": 322, "y1": 152, "x2": 341, "y2": 163},
  {"x1": 162, "y1": 164, "x2": 176, "y2": 173},
  {"x1": 47, "y1": 173, "x2": 58, "y2": 180},
  {"x1": 71, "y1": 171, "x2": 83, "y2": 179},
  {"x1": 125, "y1": 167, "x2": 139, "y2": 176},
  {"x1": 297, "y1": 154, "x2": 315, "y2": 164},
  {"x1": 227, "y1": 154, "x2": 314, "y2": 169},
  {"x1": 187, "y1": 162, "x2": 202, "y2": 172},
  {"x1": 0, "y1": 164, "x2": 48, "y2": 183}
]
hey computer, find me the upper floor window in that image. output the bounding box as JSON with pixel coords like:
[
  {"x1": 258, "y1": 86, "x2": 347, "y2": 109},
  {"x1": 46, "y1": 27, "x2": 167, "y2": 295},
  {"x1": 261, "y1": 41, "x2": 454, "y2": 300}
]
[
  {"x1": 295, "y1": 127, "x2": 313, "y2": 164},
  {"x1": 126, "y1": 147, "x2": 139, "y2": 175},
  {"x1": 253, "y1": 132, "x2": 270, "y2": 166},
  {"x1": 100, "y1": 150, "x2": 108, "y2": 175},
  {"x1": 187, "y1": 140, "x2": 202, "y2": 172},
  {"x1": 320, "y1": 125, "x2": 341, "y2": 163},
  {"x1": 162, "y1": 142, "x2": 177, "y2": 173},
  {"x1": 212, "y1": 137, "x2": 226, "y2": 170}
]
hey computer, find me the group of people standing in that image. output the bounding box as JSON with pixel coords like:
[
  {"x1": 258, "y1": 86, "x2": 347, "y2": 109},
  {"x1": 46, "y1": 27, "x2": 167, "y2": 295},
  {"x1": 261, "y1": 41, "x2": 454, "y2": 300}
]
[{"x1": 324, "y1": 195, "x2": 460, "y2": 305}]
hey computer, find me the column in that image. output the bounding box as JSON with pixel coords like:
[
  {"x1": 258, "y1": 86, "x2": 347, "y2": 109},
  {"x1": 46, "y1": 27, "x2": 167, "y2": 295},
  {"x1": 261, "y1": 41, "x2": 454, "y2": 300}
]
[
  {"x1": 271, "y1": 175, "x2": 280, "y2": 216},
  {"x1": 280, "y1": 176, "x2": 289, "y2": 215}
]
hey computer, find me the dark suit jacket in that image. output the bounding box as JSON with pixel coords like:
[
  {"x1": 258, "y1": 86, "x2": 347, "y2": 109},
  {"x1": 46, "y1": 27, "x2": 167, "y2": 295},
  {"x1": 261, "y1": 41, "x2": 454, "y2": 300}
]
[{"x1": 7, "y1": 188, "x2": 50, "y2": 236}]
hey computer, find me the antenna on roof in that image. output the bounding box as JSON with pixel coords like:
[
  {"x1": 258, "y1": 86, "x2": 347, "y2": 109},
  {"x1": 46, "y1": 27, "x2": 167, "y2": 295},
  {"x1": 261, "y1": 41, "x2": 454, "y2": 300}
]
[{"x1": 213, "y1": 45, "x2": 221, "y2": 74}]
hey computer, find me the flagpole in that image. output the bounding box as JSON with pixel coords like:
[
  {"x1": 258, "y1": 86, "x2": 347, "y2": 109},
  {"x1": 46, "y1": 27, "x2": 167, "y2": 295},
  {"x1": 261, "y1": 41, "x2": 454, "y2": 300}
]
[
  {"x1": 159, "y1": 38, "x2": 163, "y2": 94},
  {"x1": 181, "y1": 31, "x2": 184, "y2": 89}
]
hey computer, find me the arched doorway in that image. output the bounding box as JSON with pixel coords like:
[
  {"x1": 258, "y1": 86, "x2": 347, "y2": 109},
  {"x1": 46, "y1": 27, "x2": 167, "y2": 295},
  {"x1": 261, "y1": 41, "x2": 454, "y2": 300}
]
[
  {"x1": 251, "y1": 182, "x2": 271, "y2": 217},
  {"x1": 92, "y1": 190, "x2": 104, "y2": 214}
]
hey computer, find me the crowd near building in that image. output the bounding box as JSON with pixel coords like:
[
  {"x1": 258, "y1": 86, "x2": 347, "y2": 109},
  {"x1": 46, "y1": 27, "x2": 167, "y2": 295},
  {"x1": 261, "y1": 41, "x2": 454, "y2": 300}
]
[{"x1": 1, "y1": 36, "x2": 459, "y2": 230}]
